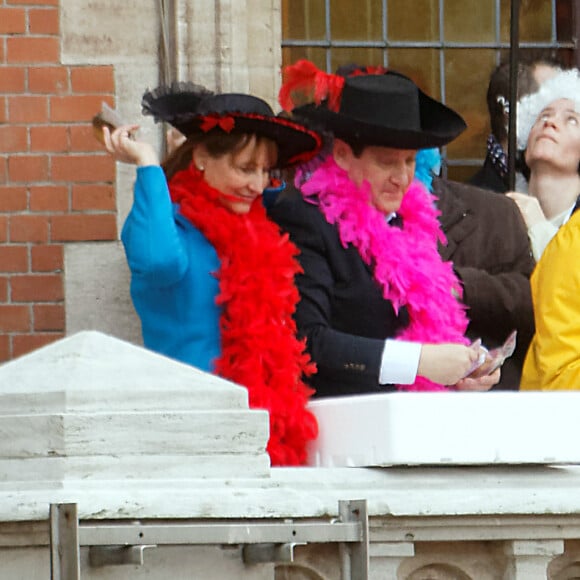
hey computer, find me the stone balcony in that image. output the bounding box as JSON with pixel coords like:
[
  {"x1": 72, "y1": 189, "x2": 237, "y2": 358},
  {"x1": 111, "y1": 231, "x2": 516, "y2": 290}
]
[{"x1": 1, "y1": 331, "x2": 580, "y2": 579}]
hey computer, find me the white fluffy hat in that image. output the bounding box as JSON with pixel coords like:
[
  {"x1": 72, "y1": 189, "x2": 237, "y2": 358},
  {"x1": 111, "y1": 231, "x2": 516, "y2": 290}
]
[{"x1": 517, "y1": 68, "x2": 580, "y2": 150}]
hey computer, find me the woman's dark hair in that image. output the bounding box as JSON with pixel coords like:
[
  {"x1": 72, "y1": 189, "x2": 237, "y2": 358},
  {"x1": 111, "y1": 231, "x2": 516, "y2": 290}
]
[
  {"x1": 487, "y1": 63, "x2": 539, "y2": 144},
  {"x1": 516, "y1": 150, "x2": 531, "y2": 181},
  {"x1": 162, "y1": 132, "x2": 277, "y2": 181}
]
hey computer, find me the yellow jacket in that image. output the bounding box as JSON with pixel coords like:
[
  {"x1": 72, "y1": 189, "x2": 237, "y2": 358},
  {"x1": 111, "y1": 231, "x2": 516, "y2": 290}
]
[{"x1": 521, "y1": 210, "x2": 580, "y2": 390}]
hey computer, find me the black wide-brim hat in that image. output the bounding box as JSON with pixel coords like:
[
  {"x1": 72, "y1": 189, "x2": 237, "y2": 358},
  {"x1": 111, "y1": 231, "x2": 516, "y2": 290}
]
[
  {"x1": 293, "y1": 72, "x2": 466, "y2": 150},
  {"x1": 142, "y1": 83, "x2": 321, "y2": 168}
]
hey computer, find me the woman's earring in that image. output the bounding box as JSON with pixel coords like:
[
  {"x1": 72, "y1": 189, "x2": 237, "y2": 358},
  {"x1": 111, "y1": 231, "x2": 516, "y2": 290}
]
[{"x1": 197, "y1": 165, "x2": 205, "y2": 172}]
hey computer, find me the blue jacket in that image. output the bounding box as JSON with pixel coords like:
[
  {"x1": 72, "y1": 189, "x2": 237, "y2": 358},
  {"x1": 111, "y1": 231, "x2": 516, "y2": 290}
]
[{"x1": 121, "y1": 166, "x2": 221, "y2": 371}]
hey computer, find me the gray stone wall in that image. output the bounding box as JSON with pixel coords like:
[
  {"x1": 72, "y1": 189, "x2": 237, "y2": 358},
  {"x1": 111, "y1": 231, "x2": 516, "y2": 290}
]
[{"x1": 61, "y1": 0, "x2": 282, "y2": 343}]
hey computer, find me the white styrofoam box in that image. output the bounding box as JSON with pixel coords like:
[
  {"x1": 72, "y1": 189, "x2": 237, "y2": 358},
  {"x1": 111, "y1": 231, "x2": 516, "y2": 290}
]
[{"x1": 306, "y1": 392, "x2": 580, "y2": 467}]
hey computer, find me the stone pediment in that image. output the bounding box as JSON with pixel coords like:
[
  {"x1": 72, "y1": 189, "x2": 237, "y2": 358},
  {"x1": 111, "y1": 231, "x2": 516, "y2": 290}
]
[
  {"x1": 0, "y1": 332, "x2": 270, "y2": 482},
  {"x1": 0, "y1": 331, "x2": 249, "y2": 413}
]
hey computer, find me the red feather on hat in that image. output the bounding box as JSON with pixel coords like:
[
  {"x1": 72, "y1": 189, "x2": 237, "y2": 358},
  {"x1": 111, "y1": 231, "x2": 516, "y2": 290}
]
[
  {"x1": 351, "y1": 65, "x2": 388, "y2": 76},
  {"x1": 279, "y1": 59, "x2": 345, "y2": 113}
]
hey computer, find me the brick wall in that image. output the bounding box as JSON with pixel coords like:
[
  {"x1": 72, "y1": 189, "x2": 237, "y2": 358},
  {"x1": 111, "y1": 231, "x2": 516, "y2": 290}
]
[{"x1": 0, "y1": 0, "x2": 117, "y2": 361}]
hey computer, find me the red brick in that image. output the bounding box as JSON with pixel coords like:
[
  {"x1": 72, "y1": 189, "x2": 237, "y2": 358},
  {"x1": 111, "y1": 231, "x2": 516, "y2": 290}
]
[
  {"x1": 6, "y1": 37, "x2": 59, "y2": 64},
  {"x1": 31, "y1": 244, "x2": 63, "y2": 272},
  {"x1": 51, "y1": 214, "x2": 117, "y2": 241},
  {"x1": 0, "y1": 186, "x2": 27, "y2": 212},
  {"x1": 9, "y1": 95, "x2": 48, "y2": 123},
  {"x1": 0, "y1": 157, "x2": 6, "y2": 185},
  {"x1": 29, "y1": 185, "x2": 68, "y2": 212},
  {"x1": 71, "y1": 66, "x2": 115, "y2": 94},
  {"x1": 12, "y1": 333, "x2": 63, "y2": 360},
  {"x1": 8, "y1": 155, "x2": 49, "y2": 182},
  {"x1": 51, "y1": 154, "x2": 114, "y2": 183},
  {"x1": 51, "y1": 95, "x2": 112, "y2": 123},
  {"x1": 70, "y1": 124, "x2": 105, "y2": 152},
  {"x1": 0, "y1": 98, "x2": 7, "y2": 124},
  {"x1": 0, "y1": 217, "x2": 7, "y2": 242},
  {"x1": 30, "y1": 125, "x2": 68, "y2": 152},
  {"x1": 33, "y1": 303, "x2": 64, "y2": 331},
  {"x1": 0, "y1": 277, "x2": 7, "y2": 301},
  {"x1": 11, "y1": 273, "x2": 63, "y2": 301},
  {"x1": 0, "y1": 126, "x2": 28, "y2": 153},
  {"x1": 0, "y1": 67, "x2": 26, "y2": 93},
  {"x1": 0, "y1": 304, "x2": 30, "y2": 331},
  {"x1": 0, "y1": 40, "x2": 5, "y2": 63},
  {"x1": 72, "y1": 184, "x2": 115, "y2": 211},
  {"x1": 9, "y1": 215, "x2": 49, "y2": 243},
  {"x1": 29, "y1": 8, "x2": 59, "y2": 35},
  {"x1": 0, "y1": 7, "x2": 26, "y2": 34},
  {"x1": 0, "y1": 334, "x2": 9, "y2": 363},
  {"x1": 0, "y1": 245, "x2": 28, "y2": 273},
  {"x1": 28, "y1": 66, "x2": 68, "y2": 94}
]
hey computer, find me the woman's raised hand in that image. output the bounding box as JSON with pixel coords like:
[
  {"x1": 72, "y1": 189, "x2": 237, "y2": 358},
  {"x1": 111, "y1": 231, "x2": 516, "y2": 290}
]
[{"x1": 102, "y1": 124, "x2": 160, "y2": 167}]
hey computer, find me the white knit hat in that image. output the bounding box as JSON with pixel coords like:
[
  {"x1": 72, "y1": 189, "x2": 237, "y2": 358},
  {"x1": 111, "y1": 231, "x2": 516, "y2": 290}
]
[{"x1": 517, "y1": 68, "x2": 580, "y2": 150}]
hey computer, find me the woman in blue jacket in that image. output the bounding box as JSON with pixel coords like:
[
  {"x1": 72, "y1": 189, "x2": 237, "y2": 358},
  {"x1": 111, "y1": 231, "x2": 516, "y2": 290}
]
[{"x1": 102, "y1": 84, "x2": 322, "y2": 466}]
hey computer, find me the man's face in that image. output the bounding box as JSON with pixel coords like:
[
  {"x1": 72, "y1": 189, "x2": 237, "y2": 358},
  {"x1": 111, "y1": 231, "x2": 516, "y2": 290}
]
[{"x1": 334, "y1": 141, "x2": 417, "y2": 214}]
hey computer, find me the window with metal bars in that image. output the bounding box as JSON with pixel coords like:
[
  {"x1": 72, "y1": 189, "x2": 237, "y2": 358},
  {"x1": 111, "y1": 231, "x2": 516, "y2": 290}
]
[{"x1": 281, "y1": 0, "x2": 576, "y2": 182}]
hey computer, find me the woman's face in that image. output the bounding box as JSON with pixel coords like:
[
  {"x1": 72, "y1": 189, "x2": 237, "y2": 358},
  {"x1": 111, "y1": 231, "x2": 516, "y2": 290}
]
[
  {"x1": 334, "y1": 141, "x2": 416, "y2": 215},
  {"x1": 196, "y1": 136, "x2": 277, "y2": 214},
  {"x1": 526, "y1": 98, "x2": 580, "y2": 175}
]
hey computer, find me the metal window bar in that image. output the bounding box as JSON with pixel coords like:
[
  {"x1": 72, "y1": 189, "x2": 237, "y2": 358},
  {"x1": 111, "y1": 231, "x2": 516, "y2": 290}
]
[{"x1": 49, "y1": 500, "x2": 369, "y2": 580}]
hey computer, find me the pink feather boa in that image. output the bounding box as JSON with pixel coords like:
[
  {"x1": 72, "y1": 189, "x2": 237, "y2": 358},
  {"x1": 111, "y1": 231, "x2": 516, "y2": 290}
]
[{"x1": 298, "y1": 156, "x2": 469, "y2": 391}]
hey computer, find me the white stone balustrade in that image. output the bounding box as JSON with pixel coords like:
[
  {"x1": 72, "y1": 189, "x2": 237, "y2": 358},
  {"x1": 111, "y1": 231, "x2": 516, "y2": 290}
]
[{"x1": 1, "y1": 332, "x2": 580, "y2": 579}]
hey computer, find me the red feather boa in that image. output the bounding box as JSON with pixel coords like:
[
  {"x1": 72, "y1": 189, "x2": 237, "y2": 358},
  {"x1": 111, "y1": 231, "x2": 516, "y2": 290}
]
[{"x1": 168, "y1": 163, "x2": 317, "y2": 465}]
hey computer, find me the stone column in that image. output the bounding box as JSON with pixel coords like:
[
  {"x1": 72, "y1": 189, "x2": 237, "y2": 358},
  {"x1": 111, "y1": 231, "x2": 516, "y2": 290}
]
[
  {"x1": 182, "y1": 0, "x2": 281, "y2": 103},
  {"x1": 503, "y1": 539, "x2": 564, "y2": 580}
]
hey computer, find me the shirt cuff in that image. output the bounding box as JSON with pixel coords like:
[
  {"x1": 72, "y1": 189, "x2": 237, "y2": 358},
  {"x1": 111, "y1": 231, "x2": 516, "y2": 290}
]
[{"x1": 379, "y1": 340, "x2": 421, "y2": 385}]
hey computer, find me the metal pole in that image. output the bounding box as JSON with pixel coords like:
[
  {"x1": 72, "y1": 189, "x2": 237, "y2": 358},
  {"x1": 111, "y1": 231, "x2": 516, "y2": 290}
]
[
  {"x1": 507, "y1": 0, "x2": 521, "y2": 191},
  {"x1": 339, "y1": 500, "x2": 369, "y2": 580},
  {"x1": 50, "y1": 503, "x2": 81, "y2": 580}
]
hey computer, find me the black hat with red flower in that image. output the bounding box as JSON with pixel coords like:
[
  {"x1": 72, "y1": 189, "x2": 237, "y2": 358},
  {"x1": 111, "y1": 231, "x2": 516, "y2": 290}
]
[
  {"x1": 141, "y1": 82, "x2": 322, "y2": 168},
  {"x1": 279, "y1": 60, "x2": 466, "y2": 150}
]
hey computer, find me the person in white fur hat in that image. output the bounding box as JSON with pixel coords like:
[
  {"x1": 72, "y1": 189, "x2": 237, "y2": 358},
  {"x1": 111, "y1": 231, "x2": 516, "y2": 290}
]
[
  {"x1": 507, "y1": 68, "x2": 580, "y2": 261},
  {"x1": 515, "y1": 68, "x2": 580, "y2": 390}
]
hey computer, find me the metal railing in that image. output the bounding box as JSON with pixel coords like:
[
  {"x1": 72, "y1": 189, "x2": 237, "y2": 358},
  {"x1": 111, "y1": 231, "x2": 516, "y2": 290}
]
[{"x1": 49, "y1": 500, "x2": 369, "y2": 580}]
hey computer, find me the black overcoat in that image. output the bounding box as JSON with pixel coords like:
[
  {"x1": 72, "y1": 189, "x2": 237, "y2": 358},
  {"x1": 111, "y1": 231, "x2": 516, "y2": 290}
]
[{"x1": 268, "y1": 188, "x2": 408, "y2": 397}]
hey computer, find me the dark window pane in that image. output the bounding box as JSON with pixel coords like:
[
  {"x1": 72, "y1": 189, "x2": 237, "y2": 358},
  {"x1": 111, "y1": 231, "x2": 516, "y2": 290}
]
[
  {"x1": 500, "y1": 0, "x2": 553, "y2": 43},
  {"x1": 445, "y1": 0, "x2": 495, "y2": 43},
  {"x1": 330, "y1": 0, "x2": 383, "y2": 41},
  {"x1": 388, "y1": 0, "x2": 440, "y2": 42},
  {"x1": 282, "y1": 0, "x2": 327, "y2": 41},
  {"x1": 445, "y1": 49, "x2": 496, "y2": 159},
  {"x1": 556, "y1": 0, "x2": 574, "y2": 42},
  {"x1": 387, "y1": 49, "x2": 441, "y2": 99}
]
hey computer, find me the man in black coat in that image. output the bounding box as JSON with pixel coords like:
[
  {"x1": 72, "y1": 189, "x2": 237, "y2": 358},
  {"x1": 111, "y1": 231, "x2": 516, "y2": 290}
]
[{"x1": 270, "y1": 63, "x2": 500, "y2": 397}]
